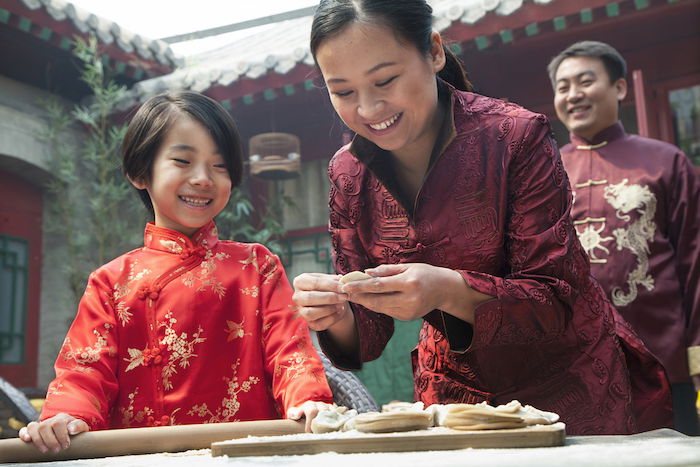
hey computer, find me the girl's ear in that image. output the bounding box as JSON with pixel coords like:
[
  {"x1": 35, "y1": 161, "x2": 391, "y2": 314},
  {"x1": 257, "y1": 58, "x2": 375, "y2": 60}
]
[
  {"x1": 128, "y1": 175, "x2": 147, "y2": 190},
  {"x1": 429, "y1": 31, "x2": 446, "y2": 73}
]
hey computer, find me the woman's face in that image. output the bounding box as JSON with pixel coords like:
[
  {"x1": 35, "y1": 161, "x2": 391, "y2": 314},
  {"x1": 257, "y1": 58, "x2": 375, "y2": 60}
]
[{"x1": 315, "y1": 22, "x2": 445, "y2": 160}]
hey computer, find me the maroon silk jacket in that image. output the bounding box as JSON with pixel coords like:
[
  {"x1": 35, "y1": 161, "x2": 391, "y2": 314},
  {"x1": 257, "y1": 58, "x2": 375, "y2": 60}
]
[
  {"x1": 320, "y1": 84, "x2": 672, "y2": 435},
  {"x1": 561, "y1": 122, "x2": 700, "y2": 384}
]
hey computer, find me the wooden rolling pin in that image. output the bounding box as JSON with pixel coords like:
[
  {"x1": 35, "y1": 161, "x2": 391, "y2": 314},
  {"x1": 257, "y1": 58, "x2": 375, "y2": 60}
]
[{"x1": 0, "y1": 418, "x2": 305, "y2": 464}]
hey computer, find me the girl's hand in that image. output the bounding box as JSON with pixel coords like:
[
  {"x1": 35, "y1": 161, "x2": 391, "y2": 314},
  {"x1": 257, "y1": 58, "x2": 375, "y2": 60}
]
[
  {"x1": 341, "y1": 263, "x2": 490, "y2": 323},
  {"x1": 286, "y1": 401, "x2": 336, "y2": 432},
  {"x1": 18, "y1": 413, "x2": 90, "y2": 453},
  {"x1": 292, "y1": 273, "x2": 351, "y2": 332}
]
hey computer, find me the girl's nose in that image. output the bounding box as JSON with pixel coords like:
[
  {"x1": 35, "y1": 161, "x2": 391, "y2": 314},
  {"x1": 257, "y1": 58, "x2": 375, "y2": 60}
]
[{"x1": 190, "y1": 165, "x2": 213, "y2": 186}]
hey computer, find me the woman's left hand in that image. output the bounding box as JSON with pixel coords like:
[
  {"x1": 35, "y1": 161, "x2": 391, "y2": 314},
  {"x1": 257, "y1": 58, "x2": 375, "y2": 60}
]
[
  {"x1": 341, "y1": 263, "x2": 482, "y2": 322},
  {"x1": 287, "y1": 401, "x2": 336, "y2": 433}
]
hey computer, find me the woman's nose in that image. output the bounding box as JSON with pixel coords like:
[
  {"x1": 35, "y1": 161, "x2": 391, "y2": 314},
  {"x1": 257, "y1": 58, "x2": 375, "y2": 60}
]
[{"x1": 357, "y1": 93, "x2": 384, "y2": 120}]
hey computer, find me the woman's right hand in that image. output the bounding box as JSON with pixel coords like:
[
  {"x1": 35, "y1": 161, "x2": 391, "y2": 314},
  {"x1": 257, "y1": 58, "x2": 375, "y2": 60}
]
[
  {"x1": 19, "y1": 413, "x2": 90, "y2": 453},
  {"x1": 292, "y1": 272, "x2": 351, "y2": 331}
]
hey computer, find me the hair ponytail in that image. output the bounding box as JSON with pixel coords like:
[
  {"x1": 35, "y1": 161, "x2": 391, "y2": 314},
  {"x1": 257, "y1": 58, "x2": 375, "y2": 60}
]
[{"x1": 439, "y1": 45, "x2": 473, "y2": 92}]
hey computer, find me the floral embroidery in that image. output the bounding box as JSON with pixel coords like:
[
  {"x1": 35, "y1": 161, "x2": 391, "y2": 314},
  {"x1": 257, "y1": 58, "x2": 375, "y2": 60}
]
[
  {"x1": 181, "y1": 250, "x2": 229, "y2": 299},
  {"x1": 273, "y1": 335, "x2": 324, "y2": 382},
  {"x1": 159, "y1": 239, "x2": 183, "y2": 254},
  {"x1": 119, "y1": 388, "x2": 154, "y2": 427},
  {"x1": 241, "y1": 286, "x2": 259, "y2": 297},
  {"x1": 159, "y1": 311, "x2": 207, "y2": 390},
  {"x1": 60, "y1": 324, "x2": 115, "y2": 370},
  {"x1": 110, "y1": 262, "x2": 151, "y2": 326},
  {"x1": 225, "y1": 320, "x2": 251, "y2": 342},
  {"x1": 187, "y1": 359, "x2": 260, "y2": 423},
  {"x1": 240, "y1": 249, "x2": 280, "y2": 284},
  {"x1": 603, "y1": 179, "x2": 657, "y2": 306}
]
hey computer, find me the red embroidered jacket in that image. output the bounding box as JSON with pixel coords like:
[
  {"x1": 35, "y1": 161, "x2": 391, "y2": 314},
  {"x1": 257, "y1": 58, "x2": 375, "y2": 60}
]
[
  {"x1": 41, "y1": 221, "x2": 332, "y2": 429},
  {"x1": 320, "y1": 83, "x2": 672, "y2": 435}
]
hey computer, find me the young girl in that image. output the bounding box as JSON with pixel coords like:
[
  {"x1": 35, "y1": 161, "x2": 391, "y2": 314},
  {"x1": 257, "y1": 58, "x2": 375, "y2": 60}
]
[
  {"x1": 292, "y1": 0, "x2": 672, "y2": 434},
  {"x1": 20, "y1": 91, "x2": 333, "y2": 453}
]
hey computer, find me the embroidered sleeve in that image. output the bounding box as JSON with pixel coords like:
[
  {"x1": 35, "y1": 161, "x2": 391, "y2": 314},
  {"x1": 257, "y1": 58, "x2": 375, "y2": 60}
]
[
  {"x1": 40, "y1": 270, "x2": 120, "y2": 430},
  {"x1": 258, "y1": 246, "x2": 333, "y2": 412},
  {"x1": 457, "y1": 115, "x2": 581, "y2": 351},
  {"x1": 667, "y1": 151, "x2": 700, "y2": 372},
  {"x1": 322, "y1": 155, "x2": 395, "y2": 368}
]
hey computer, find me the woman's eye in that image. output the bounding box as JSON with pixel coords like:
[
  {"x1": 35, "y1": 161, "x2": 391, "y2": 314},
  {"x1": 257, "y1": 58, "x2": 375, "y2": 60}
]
[
  {"x1": 377, "y1": 76, "x2": 397, "y2": 87},
  {"x1": 173, "y1": 158, "x2": 189, "y2": 164},
  {"x1": 333, "y1": 90, "x2": 353, "y2": 98}
]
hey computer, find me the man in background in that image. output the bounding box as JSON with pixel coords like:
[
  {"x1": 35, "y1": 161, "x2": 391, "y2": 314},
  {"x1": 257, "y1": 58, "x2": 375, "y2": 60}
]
[{"x1": 548, "y1": 40, "x2": 700, "y2": 435}]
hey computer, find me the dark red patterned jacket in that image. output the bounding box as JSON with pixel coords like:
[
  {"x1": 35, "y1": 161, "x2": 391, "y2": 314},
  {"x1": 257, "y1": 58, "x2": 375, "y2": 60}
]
[{"x1": 320, "y1": 83, "x2": 672, "y2": 435}]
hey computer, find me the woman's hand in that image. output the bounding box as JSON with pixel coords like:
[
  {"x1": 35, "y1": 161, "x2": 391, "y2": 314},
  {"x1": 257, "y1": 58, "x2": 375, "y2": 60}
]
[
  {"x1": 18, "y1": 413, "x2": 90, "y2": 453},
  {"x1": 292, "y1": 273, "x2": 351, "y2": 332},
  {"x1": 341, "y1": 263, "x2": 491, "y2": 323},
  {"x1": 286, "y1": 401, "x2": 336, "y2": 432}
]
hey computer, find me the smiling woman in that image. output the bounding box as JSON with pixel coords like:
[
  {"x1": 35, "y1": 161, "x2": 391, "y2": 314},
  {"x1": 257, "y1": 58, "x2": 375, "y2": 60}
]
[{"x1": 291, "y1": 0, "x2": 674, "y2": 436}]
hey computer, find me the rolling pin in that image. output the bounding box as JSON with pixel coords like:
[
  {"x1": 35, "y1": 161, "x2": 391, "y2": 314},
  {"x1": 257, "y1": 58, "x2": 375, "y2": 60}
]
[{"x1": 0, "y1": 418, "x2": 305, "y2": 464}]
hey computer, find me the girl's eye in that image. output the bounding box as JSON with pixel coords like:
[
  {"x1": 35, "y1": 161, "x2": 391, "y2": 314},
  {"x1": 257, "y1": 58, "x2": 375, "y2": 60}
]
[
  {"x1": 377, "y1": 76, "x2": 397, "y2": 87},
  {"x1": 214, "y1": 164, "x2": 227, "y2": 169},
  {"x1": 173, "y1": 158, "x2": 189, "y2": 164}
]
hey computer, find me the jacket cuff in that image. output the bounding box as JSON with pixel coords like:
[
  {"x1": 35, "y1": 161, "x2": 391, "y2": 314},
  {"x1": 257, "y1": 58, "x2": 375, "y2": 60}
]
[{"x1": 688, "y1": 346, "x2": 700, "y2": 376}]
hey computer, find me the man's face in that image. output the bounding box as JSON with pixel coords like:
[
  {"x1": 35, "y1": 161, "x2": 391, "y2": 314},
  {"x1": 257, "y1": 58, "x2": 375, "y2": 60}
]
[{"x1": 553, "y1": 56, "x2": 627, "y2": 141}]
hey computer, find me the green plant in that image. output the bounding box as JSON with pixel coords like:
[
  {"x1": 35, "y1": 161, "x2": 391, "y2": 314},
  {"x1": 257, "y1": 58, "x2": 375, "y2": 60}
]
[{"x1": 41, "y1": 35, "x2": 142, "y2": 307}]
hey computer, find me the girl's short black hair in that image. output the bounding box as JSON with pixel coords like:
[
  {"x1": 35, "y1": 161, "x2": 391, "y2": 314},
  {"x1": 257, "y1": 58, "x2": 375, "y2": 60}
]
[
  {"x1": 121, "y1": 91, "x2": 243, "y2": 215},
  {"x1": 309, "y1": 0, "x2": 473, "y2": 92}
]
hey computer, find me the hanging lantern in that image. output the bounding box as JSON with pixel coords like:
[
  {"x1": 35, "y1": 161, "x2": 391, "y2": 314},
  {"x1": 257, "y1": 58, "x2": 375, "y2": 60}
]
[{"x1": 249, "y1": 132, "x2": 301, "y2": 180}]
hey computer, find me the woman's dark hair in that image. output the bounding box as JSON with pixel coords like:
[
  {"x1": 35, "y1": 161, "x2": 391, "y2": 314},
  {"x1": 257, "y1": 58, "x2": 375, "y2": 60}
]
[
  {"x1": 310, "y1": 0, "x2": 473, "y2": 92},
  {"x1": 121, "y1": 91, "x2": 243, "y2": 216},
  {"x1": 547, "y1": 40, "x2": 627, "y2": 88}
]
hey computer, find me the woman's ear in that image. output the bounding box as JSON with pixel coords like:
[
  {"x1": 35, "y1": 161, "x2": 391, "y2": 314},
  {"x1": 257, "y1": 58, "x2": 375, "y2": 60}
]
[{"x1": 430, "y1": 31, "x2": 446, "y2": 73}]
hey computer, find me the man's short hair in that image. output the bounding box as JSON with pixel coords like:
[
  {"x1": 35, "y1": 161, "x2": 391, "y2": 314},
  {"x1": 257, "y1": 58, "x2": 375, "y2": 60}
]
[{"x1": 547, "y1": 40, "x2": 627, "y2": 88}]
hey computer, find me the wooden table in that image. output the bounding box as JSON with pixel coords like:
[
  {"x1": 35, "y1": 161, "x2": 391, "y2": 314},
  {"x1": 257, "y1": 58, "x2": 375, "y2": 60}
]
[{"x1": 2, "y1": 429, "x2": 698, "y2": 467}]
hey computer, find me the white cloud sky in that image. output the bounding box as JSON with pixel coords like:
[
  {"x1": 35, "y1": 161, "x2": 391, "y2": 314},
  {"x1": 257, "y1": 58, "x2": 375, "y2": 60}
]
[{"x1": 67, "y1": 0, "x2": 319, "y2": 56}]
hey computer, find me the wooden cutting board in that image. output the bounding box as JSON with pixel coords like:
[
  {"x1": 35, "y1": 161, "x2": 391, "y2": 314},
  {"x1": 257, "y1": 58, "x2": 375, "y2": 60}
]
[{"x1": 211, "y1": 422, "x2": 566, "y2": 457}]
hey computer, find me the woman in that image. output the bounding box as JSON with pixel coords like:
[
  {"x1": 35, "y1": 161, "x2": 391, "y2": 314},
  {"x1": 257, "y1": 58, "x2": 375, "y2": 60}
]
[{"x1": 292, "y1": 0, "x2": 671, "y2": 434}]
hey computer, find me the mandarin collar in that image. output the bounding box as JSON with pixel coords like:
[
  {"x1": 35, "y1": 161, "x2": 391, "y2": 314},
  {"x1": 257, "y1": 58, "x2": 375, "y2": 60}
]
[
  {"x1": 143, "y1": 220, "x2": 219, "y2": 255},
  {"x1": 570, "y1": 121, "x2": 626, "y2": 148}
]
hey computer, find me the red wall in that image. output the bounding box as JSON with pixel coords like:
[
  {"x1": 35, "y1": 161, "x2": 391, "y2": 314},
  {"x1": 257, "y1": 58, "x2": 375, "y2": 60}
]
[{"x1": 0, "y1": 168, "x2": 42, "y2": 387}]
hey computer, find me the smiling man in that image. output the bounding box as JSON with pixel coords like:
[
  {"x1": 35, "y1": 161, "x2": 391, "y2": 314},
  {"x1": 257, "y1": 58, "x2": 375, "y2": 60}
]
[{"x1": 548, "y1": 40, "x2": 700, "y2": 435}]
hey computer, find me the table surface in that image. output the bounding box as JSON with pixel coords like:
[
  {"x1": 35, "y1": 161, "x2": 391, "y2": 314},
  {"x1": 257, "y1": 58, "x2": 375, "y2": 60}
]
[{"x1": 5, "y1": 429, "x2": 700, "y2": 467}]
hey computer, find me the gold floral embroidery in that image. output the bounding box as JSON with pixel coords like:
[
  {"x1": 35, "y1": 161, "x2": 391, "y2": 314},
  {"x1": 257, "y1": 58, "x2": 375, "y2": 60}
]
[
  {"x1": 109, "y1": 262, "x2": 151, "y2": 326},
  {"x1": 123, "y1": 346, "x2": 152, "y2": 372},
  {"x1": 119, "y1": 388, "x2": 153, "y2": 427},
  {"x1": 225, "y1": 320, "x2": 251, "y2": 342},
  {"x1": 46, "y1": 381, "x2": 64, "y2": 396},
  {"x1": 273, "y1": 335, "x2": 324, "y2": 383},
  {"x1": 159, "y1": 311, "x2": 206, "y2": 391},
  {"x1": 159, "y1": 239, "x2": 183, "y2": 254},
  {"x1": 60, "y1": 323, "x2": 115, "y2": 370},
  {"x1": 240, "y1": 249, "x2": 280, "y2": 284},
  {"x1": 181, "y1": 250, "x2": 229, "y2": 299},
  {"x1": 241, "y1": 286, "x2": 259, "y2": 297},
  {"x1": 187, "y1": 359, "x2": 260, "y2": 423}
]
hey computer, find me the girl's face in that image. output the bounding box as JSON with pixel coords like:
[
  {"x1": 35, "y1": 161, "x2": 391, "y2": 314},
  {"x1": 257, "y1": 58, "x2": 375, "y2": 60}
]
[
  {"x1": 131, "y1": 115, "x2": 232, "y2": 237},
  {"x1": 315, "y1": 22, "x2": 445, "y2": 161}
]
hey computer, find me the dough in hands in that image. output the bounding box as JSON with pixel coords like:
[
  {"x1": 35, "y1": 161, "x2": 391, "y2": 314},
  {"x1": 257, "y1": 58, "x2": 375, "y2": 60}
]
[{"x1": 339, "y1": 271, "x2": 372, "y2": 284}]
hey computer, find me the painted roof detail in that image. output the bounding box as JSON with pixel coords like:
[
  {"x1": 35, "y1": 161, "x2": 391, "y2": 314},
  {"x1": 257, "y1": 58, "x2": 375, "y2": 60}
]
[
  {"x1": 15, "y1": 0, "x2": 181, "y2": 69},
  {"x1": 118, "y1": 0, "x2": 558, "y2": 108}
]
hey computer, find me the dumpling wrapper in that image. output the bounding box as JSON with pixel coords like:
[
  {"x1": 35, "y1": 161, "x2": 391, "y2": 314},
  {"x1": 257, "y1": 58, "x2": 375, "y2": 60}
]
[{"x1": 339, "y1": 271, "x2": 373, "y2": 284}]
